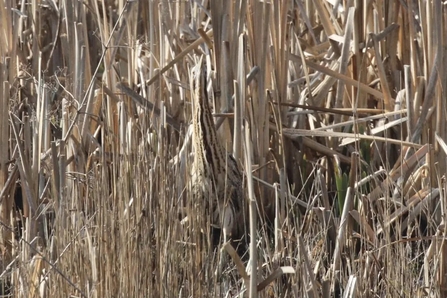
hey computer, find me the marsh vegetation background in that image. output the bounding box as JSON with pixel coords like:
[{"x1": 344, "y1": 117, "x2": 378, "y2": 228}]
[{"x1": 0, "y1": 0, "x2": 446, "y2": 297}]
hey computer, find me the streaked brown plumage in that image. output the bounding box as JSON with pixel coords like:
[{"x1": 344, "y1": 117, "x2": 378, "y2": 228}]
[{"x1": 190, "y1": 58, "x2": 243, "y2": 247}]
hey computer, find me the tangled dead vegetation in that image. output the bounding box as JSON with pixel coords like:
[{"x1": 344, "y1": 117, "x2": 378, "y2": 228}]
[{"x1": 0, "y1": 1, "x2": 446, "y2": 297}]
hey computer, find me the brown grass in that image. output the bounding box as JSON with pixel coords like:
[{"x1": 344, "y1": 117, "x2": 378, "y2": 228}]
[{"x1": 0, "y1": 0, "x2": 446, "y2": 297}]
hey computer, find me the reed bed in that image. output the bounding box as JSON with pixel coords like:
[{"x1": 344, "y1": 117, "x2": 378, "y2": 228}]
[{"x1": 0, "y1": 0, "x2": 446, "y2": 297}]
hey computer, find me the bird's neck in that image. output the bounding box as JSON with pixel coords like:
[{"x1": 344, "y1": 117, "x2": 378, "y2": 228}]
[{"x1": 192, "y1": 71, "x2": 226, "y2": 178}]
